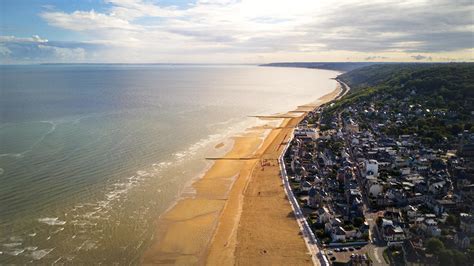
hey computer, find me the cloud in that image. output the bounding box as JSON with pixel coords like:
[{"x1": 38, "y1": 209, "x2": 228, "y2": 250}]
[
  {"x1": 304, "y1": 0, "x2": 474, "y2": 53},
  {"x1": 37, "y1": 45, "x2": 86, "y2": 61},
  {"x1": 6, "y1": 0, "x2": 474, "y2": 63},
  {"x1": 411, "y1": 55, "x2": 432, "y2": 61},
  {"x1": 0, "y1": 35, "x2": 99, "y2": 63},
  {"x1": 40, "y1": 10, "x2": 139, "y2": 31},
  {"x1": 0, "y1": 35, "x2": 48, "y2": 43},
  {"x1": 365, "y1": 56, "x2": 388, "y2": 60}
]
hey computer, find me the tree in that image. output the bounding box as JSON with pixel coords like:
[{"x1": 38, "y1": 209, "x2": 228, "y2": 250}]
[
  {"x1": 446, "y1": 214, "x2": 459, "y2": 226},
  {"x1": 376, "y1": 217, "x2": 383, "y2": 227},
  {"x1": 452, "y1": 249, "x2": 468, "y2": 266},
  {"x1": 439, "y1": 249, "x2": 469, "y2": 266},
  {"x1": 315, "y1": 229, "x2": 325, "y2": 238},
  {"x1": 425, "y1": 238, "x2": 445, "y2": 254},
  {"x1": 353, "y1": 217, "x2": 364, "y2": 227},
  {"x1": 438, "y1": 248, "x2": 453, "y2": 265},
  {"x1": 449, "y1": 124, "x2": 463, "y2": 135}
]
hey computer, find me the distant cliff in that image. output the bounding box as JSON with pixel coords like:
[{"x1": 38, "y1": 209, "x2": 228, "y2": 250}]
[{"x1": 260, "y1": 62, "x2": 376, "y2": 72}]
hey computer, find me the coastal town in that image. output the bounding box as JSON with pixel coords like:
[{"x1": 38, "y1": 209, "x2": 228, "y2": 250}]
[{"x1": 282, "y1": 73, "x2": 474, "y2": 266}]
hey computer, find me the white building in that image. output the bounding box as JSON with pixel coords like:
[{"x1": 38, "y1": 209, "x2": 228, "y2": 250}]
[{"x1": 363, "y1": 159, "x2": 379, "y2": 177}]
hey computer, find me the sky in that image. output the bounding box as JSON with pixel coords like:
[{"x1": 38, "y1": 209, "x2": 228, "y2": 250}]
[{"x1": 0, "y1": 0, "x2": 473, "y2": 64}]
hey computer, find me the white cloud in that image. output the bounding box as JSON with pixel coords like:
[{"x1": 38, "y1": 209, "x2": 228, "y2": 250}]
[
  {"x1": 0, "y1": 35, "x2": 48, "y2": 43},
  {"x1": 0, "y1": 35, "x2": 92, "y2": 63},
  {"x1": 37, "y1": 45, "x2": 86, "y2": 61},
  {"x1": 16, "y1": 0, "x2": 474, "y2": 62},
  {"x1": 41, "y1": 10, "x2": 139, "y2": 31}
]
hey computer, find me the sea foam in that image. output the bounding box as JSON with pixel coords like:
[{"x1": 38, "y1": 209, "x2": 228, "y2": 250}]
[{"x1": 38, "y1": 217, "x2": 67, "y2": 226}]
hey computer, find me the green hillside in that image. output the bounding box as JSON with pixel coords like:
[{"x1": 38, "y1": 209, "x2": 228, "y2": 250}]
[{"x1": 325, "y1": 63, "x2": 474, "y2": 146}]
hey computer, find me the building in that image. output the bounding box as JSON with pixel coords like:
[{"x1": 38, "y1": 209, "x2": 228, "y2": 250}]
[
  {"x1": 460, "y1": 213, "x2": 474, "y2": 234},
  {"x1": 381, "y1": 219, "x2": 406, "y2": 242},
  {"x1": 454, "y1": 231, "x2": 471, "y2": 249},
  {"x1": 363, "y1": 159, "x2": 379, "y2": 177},
  {"x1": 421, "y1": 219, "x2": 441, "y2": 237},
  {"x1": 331, "y1": 226, "x2": 347, "y2": 242},
  {"x1": 345, "y1": 118, "x2": 360, "y2": 133}
]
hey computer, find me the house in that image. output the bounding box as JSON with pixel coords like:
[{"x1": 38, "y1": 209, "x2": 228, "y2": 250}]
[
  {"x1": 345, "y1": 118, "x2": 360, "y2": 133},
  {"x1": 407, "y1": 192, "x2": 426, "y2": 204},
  {"x1": 331, "y1": 226, "x2": 347, "y2": 242},
  {"x1": 367, "y1": 180, "x2": 384, "y2": 199},
  {"x1": 401, "y1": 167, "x2": 411, "y2": 176},
  {"x1": 294, "y1": 128, "x2": 318, "y2": 140},
  {"x1": 428, "y1": 180, "x2": 447, "y2": 195},
  {"x1": 316, "y1": 206, "x2": 332, "y2": 224},
  {"x1": 405, "y1": 205, "x2": 420, "y2": 221},
  {"x1": 454, "y1": 231, "x2": 471, "y2": 249},
  {"x1": 385, "y1": 208, "x2": 404, "y2": 224},
  {"x1": 325, "y1": 217, "x2": 343, "y2": 233},
  {"x1": 308, "y1": 186, "x2": 318, "y2": 208},
  {"x1": 421, "y1": 219, "x2": 441, "y2": 237},
  {"x1": 300, "y1": 180, "x2": 312, "y2": 192},
  {"x1": 363, "y1": 159, "x2": 379, "y2": 177},
  {"x1": 460, "y1": 213, "x2": 474, "y2": 234},
  {"x1": 384, "y1": 225, "x2": 406, "y2": 242},
  {"x1": 433, "y1": 199, "x2": 456, "y2": 215},
  {"x1": 381, "y1": 219, "x2": 406, "y2": 242}
]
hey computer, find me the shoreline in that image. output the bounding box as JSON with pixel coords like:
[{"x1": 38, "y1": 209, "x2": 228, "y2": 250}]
[
  {"x1": 141, "y1": 83, "x2": 343, "y2": 265},
  {"x1": 205, "y1": 84, "x2": 343, "y2": 265}
]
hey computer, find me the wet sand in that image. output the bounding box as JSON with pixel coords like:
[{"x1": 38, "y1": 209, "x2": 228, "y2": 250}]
[
  {"x1": 142, "y1": 85, "x2": 342, "y2": 265},
  {"x1": 214, "y1": 142, "x2": 225, "y2": 149},
  {"x1": 206, "y1": 86, "x2": 342, "y2": 266}
]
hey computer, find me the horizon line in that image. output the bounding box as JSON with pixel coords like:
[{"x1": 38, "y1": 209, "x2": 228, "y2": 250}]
[{"x1": 0, "y1": 61, "x2": 472, "y2": 66}]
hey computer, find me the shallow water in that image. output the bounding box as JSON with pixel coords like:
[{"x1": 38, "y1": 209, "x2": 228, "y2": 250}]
[{"x1": 0, "y1": 64, "x2": 338, "y2": 264}]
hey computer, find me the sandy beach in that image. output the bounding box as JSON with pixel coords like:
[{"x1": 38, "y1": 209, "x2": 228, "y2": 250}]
[{"x1": 142, "y1": 84, "x2": 342, "y2": 265}]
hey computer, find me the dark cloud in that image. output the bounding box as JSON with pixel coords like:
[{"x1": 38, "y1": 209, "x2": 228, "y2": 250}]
[
  {"x1": 411, "y1": 55, "x2": 432, "y2": 61},
  {"x1": 365, "y1": 56, "x2": 388, "y2": 60},
  {"x1": 304, "y1": 0, "x2": 474, "y2": 53}
]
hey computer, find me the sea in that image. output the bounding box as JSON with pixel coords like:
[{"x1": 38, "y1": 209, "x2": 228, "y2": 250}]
[{"x1": 0, "y1": 64, "x2": 339, "y2": 264}]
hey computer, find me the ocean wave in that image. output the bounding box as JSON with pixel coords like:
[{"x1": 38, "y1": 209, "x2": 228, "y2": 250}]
[
  {"x1": 9, "y1": 236, "x2": 23, "y2": 242},
  {"x1": 0, "y1": 153, "x2": 23, "y2": 158},
  {"x1": 3, "y1": 242, "x2": 22, "y2": 248},
  {"x1": 77, "y1": 240, "x2": 97, "y2": 251},
  {"x1": 22, "y1": 115, "x2": 269, "y2": 262},
  {"x1": 6, "y1": 249, "x2": 25, "y2": 256},
  {"x1": 172, "y1": 117, "x2": 259, "y2": 161},
  {"x1": 28, "y1": 248, "x2": 54, "y2": 260},
  {"x1": 0, "y1": 121, "x2": 59, "y2": 158},
  {"x1": 21, "y1": 121, "x2": 58, "y2": 156},
  {"x1": 38, "y1": 217, "x2": 67, "y2": 226}
]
